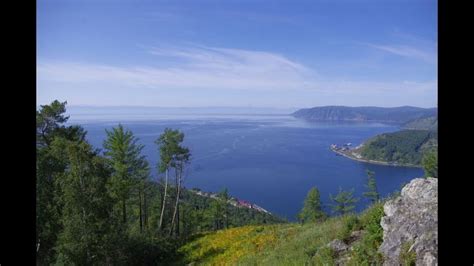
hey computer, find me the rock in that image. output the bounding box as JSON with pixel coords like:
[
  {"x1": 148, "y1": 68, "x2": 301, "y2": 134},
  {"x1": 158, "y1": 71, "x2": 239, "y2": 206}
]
[
  {"x1": 349, "y1": 230, "x2": 363, "y2": 240},
  {"x1": 379, "y1": 177, "x2": 438, "y2": 266},
  {"x1": 327, "y1": 239, "x2": 349, "y2": 254}
]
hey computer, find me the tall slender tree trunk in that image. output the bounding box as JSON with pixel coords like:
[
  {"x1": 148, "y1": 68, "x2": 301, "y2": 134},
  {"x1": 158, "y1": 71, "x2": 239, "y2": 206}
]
[
  {"x1": 158, "y1": 168, "x2": 169, "y2": 230},
  {"x1": 139, "y1": 188, "x2": 143, "y2": 233},
  {"x1": 170, "y1": 167, "x2": 181, "y2": 237},
  {"x1": 176, "y1": 203, "x2": 180, "y2": 236}
]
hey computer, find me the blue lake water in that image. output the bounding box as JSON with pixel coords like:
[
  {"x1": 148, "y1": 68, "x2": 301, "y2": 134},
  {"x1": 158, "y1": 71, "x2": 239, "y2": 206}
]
[{"x1": 69, "y1": 114, "x2": 423, "y2": 221}]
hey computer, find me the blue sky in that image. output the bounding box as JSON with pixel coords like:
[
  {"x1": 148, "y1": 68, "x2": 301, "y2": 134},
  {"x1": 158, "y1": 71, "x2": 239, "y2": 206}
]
[{"x1": 37, "y1": 0, "x2": 437, "y2": 108}]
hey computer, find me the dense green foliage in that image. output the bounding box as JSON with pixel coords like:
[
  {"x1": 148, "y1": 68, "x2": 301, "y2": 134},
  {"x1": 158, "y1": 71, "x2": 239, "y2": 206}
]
[
  {"x1": 359, "y1": 129, "x2": 438, "y2": 166},
  {"x1": 103, "y1": 124, "x2": 149, "y2": 228},
  {"x1": 422, "y1": 147, "x2": 438, "y2": 178},
  {"x1": 182, "y1": 189, "x2": 284, "y2": 232},
  {"x1": 298, "y1": 187, "x2": 327, "y2": 223},
  {"x1": 36, "y1": 100, "x2": 283, "y2": 265},
  {"x1": 348, "y1": 202, "x2": 385, "y2": 265},
  {"x1": 402, "y1": 115, "x2": 437, "y2": 130},
  {"x1": 293, "y1": 106, "x2": 437, "y2": 124},
  {"x1": 330, "y1": 188, "x2": 359, "y2": 216}
]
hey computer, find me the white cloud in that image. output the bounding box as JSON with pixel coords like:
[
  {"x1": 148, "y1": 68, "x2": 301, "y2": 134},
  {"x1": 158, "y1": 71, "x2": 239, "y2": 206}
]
[
  {"x1": 37, "y1": 45, "x2": 437, "y2": 105},
  {"x1": 38, "y1": 46, "x2": 318, "y2": 91},
  {"x1": 365, "y1": 43, "x2": 437, "y2": 64}
]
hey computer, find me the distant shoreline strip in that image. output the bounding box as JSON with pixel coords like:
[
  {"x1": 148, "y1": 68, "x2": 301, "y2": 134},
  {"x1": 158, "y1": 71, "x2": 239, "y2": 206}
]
[{"x1": 330, "y1": 147, "x2": 422, "y2": 168}]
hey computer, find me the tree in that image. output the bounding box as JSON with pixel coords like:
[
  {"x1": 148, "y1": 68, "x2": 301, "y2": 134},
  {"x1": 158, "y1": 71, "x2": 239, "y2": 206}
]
[
  {"x1": 219, "y1": 188, "x2": 230, "y2": 229},
  {"x1": 298, "y1": 187, "x2": 326, "y2": 223},
  {"x1": 54, "y1": 139, "x2": 119, "y2": 265},
  {"x1": 330, "y1": 188, "x2": 359, "y2": 216},
  {"x1": 103, "y1": 124, "x2": 149, "y2": 227},
  {"x1": 36, "y1": 100, "x2": 87, "y2": 265},
  {"x1": 36, "y1": 100, "x2": 69, "y2": 146},
  {"x1": 422, "y1": 148, "x2": 438, "y2": 178},
  {"x1": 155, "y1": 128, "x2": 186, "y2": 231},
  {"x1": 210, "y1": 195, "x2": 224, "y2": 230},
  {"x1": 169, "y1": 137, "x2": 191, "y2": 237},
  {"x1": 363, "y1": 170, "x2": 380, "y2": 203}
]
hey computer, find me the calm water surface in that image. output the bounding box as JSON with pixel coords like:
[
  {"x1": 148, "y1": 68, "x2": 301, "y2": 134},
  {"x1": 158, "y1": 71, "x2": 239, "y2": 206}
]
[{"x1": 69, "y1": 114, "x2": 423, "y2": 221}]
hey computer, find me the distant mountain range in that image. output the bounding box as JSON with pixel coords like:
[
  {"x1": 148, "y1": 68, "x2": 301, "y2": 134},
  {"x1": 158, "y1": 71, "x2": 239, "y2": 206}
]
[{"x1": 292, "y1": 106, "x2": 437, "y2": 124}]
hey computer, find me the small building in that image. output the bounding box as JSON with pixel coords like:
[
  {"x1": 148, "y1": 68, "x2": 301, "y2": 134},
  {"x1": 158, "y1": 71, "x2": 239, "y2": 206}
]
[{"x1": 237, "y1": 199, "x2": 252, "y2": 208}]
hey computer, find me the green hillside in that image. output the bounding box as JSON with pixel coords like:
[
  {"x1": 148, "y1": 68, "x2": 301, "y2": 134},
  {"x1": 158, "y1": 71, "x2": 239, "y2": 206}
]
[
  {"x1": 358, "y1": 130, "x2": 437, "y2": 166},
  {"x1": 178, "y1": 202, "x2": 385, "y2": 265},
  {"x1": 402, "y1": 115, "x2": 438, "y2": 130}
]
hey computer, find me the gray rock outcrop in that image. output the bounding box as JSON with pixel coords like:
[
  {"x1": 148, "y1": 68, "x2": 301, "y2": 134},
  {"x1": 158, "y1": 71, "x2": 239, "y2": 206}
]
[{"x1": 379, "y1": 177, "x2": 438, "y2": 265}]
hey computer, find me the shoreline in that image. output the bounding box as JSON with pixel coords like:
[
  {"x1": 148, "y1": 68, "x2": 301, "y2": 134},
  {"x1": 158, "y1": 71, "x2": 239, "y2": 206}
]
[{"x1": 330, "y1": 146, "x2": 422, "y2": 168}]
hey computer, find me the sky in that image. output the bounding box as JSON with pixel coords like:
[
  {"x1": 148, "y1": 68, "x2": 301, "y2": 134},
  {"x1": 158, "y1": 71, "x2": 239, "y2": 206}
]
[{"x1": 37, "y1": 0, "x2": 437, "y2": 108}]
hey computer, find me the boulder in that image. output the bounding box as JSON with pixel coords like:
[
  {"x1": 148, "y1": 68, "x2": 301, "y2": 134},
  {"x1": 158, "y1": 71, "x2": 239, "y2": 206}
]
[
  {"x1": 379, "y1": 177, "x2": 438, "y2": 266},
  {"x1": 327, "y1": 239, "x2": 349, "y2": 254}
]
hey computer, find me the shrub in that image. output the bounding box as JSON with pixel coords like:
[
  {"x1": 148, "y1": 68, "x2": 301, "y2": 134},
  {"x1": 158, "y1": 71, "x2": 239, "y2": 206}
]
[
  {"x1": 337, "y1": 215, "x2": 361, "y2": 243},
  {"x1": 348, "y1": 202, "x2": 385, "y2": 265},
  {"x1": 399, "y1": 241, "x2": 416, "y2": 266}
]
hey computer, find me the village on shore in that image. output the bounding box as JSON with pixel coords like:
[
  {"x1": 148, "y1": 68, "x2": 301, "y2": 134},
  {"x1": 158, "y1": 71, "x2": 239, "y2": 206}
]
[
  {"x1": 330, "y1": 142, "x2": 363, "y2": 159},
  {"x1": 189, "y1": 189, "x2": 272, "y2": 215}
]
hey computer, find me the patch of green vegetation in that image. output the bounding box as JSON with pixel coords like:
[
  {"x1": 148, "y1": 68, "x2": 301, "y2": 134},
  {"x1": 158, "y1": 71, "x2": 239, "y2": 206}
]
[
  {"x1": 347, "y1": 202, "x2": 385, "y2": 265},
  {"x1": 180, "y1": 203, "x2": 386, "y2": 265},
  {"x1": 359, "y1": 129, "x2": 437, "y2": 166},
  {"x1": 399, "y1": 241, "x2": 416, "y2": 266},
  {"x1": 403, "y1": 115, "x2": 437, "y2": 130},
  {"x1": 312, "y1": 246, "x2": 336, "y2": 265},
  {"x1": 337, "y1": 214, "x2": 362, "y2": 243}
]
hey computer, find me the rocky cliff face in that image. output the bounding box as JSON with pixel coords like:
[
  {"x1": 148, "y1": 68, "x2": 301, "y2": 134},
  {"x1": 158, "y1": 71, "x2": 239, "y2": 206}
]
[{"x1": 379, "y1": 177, "x2": 438, "y2": 265}]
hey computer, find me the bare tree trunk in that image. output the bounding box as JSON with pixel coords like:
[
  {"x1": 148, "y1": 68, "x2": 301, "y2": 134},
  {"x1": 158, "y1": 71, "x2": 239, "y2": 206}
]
[
  {"x1": 170, "y1": 166, "x2": 181, "y2": 237},
  {"x1": 158, "y1": 168, "x2": 169, "y2": 231},
  {"x1": 176, "y1": 203, "x2": 180, "y2": 236}
]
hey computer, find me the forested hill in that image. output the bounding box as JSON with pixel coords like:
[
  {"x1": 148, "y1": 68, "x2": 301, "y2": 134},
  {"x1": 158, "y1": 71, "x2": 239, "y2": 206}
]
[
  {"x1": 292, "y1": 106, "x2": 437, "y2": 124},
  {"x1": 402, "y1": 115, "x2": 438, "y2": 130},
  {"x1": 357, "y1": 129, "x2": 438, "y2": 166}
]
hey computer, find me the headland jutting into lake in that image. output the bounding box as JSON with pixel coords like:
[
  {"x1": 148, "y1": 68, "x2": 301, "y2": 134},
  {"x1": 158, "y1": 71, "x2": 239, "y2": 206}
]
[{"x1": 330, "y1": 143, "x2": 421, "y2": 168}]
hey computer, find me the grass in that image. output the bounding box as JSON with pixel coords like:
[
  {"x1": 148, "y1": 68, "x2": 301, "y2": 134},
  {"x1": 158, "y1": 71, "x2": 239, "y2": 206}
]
[
  {"x1": 399, "y1": 241, "x2": 416, "y2": 266},
  {"x1": 178, "y1": 203, "x2": 386, "y2": 265}
]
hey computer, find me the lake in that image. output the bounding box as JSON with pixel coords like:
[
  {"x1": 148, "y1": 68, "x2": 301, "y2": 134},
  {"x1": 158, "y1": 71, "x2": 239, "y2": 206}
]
[{"x1": 68, "y1": 113, "x2": 423, "y2": 221}]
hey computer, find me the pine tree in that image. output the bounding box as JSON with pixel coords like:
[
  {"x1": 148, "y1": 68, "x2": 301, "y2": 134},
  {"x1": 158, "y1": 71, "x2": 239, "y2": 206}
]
[
  {"x1": 298, "y1": 187, "x2": 326, "y2": 223},
  {"x1": 330, "y1": 188, "x2": 359, "y2": 216},
  {"x1": 103, "y1": 124, "x2": 149, "y2": 227},
  {"x1": 363, "y1": 170, "x2": 380, "y2": 203}
]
